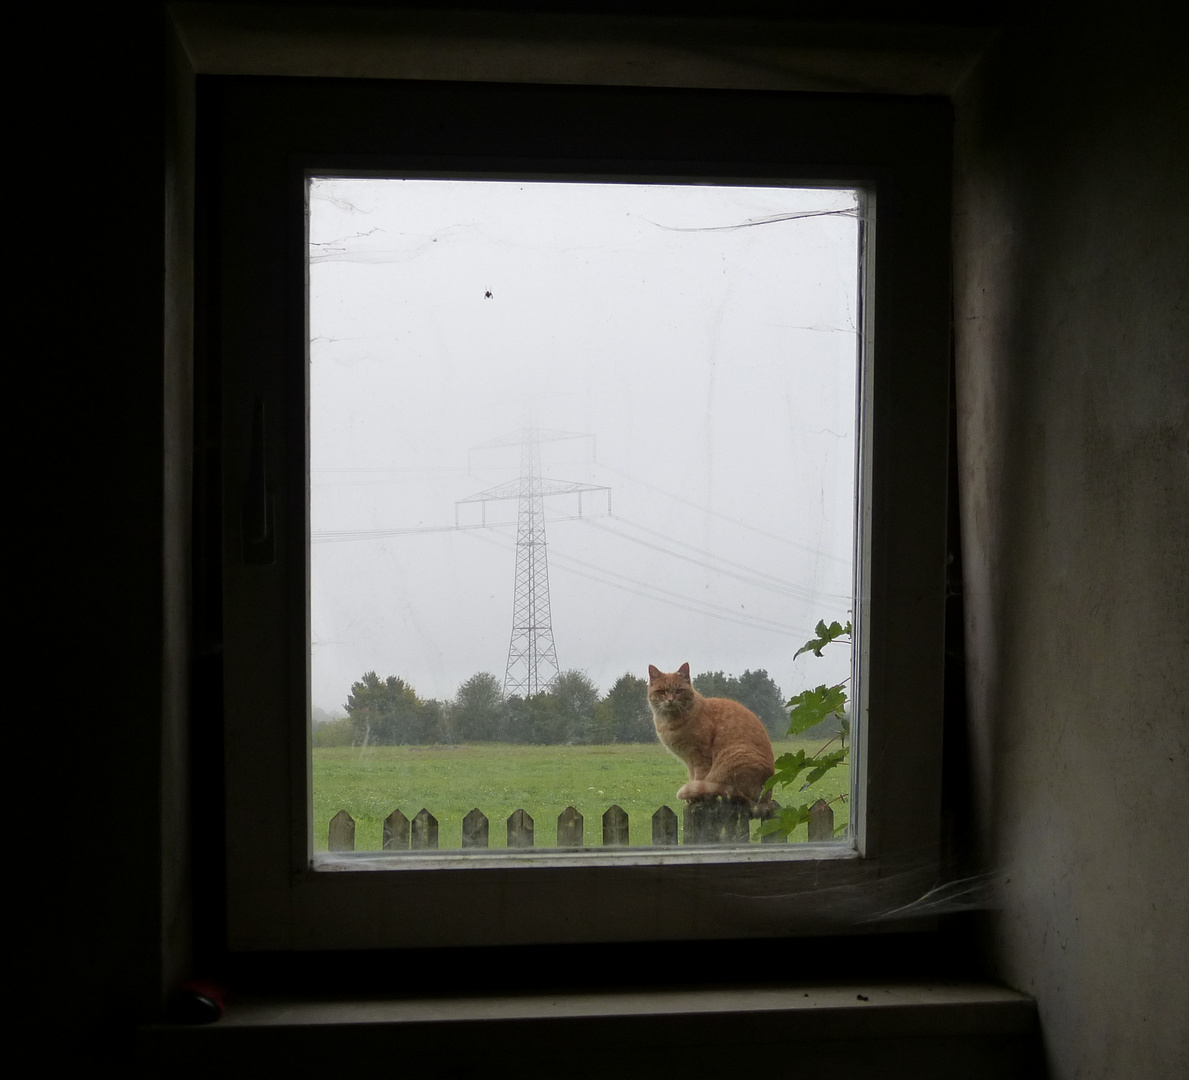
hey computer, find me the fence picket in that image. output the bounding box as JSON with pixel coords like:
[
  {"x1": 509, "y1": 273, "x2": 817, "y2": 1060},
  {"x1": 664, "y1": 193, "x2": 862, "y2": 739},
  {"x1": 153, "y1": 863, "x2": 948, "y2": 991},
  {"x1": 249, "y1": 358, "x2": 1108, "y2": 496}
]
[
  {"x1": 383, "y1": 808, "x2": 410, "y2": 851},
  {"x1": 652, "y1": 805, "x2": 678, "y2": 846},
  {"x1": 602, "y1": 805, "x2": 629, "y2": 846},
  {"x1": 328, "y1": 796, "x2": 835, "y2": 851},
  {"x1": 808, "y1": 798, "x2": 834, "y2": 841},
  {"x1": 411, "y1": 808, "x2": 438, "y2": 849},
  {"x1": 462, "y1": 808, "x2": 489, "y2": 848},
  {"x1": 329, "y1": 809, "x2": 355, "y2": 852},
  {"x1": 557, "y1": 806, "x2": 583, "y2": 847},
  {"x1": 508, "y1": 808, "x2": 534, "y2": 848}
]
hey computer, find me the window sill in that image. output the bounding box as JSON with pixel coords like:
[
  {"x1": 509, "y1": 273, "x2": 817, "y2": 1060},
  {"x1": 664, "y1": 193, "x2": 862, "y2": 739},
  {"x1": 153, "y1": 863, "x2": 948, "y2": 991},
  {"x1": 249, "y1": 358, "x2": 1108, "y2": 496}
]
[
  {"x1": 312, "y1": 840, "x2": 856, "y2": 872},
  {"x1": 137, "y1": 982, "x2": 1041, "y2": 1079}
]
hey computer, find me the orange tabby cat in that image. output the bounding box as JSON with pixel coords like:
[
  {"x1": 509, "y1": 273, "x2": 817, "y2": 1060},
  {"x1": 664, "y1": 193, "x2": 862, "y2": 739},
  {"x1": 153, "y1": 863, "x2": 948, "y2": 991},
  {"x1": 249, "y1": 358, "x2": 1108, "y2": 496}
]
[{"x1": 647, "y1": 662, "x2": 775, "y2": 810}]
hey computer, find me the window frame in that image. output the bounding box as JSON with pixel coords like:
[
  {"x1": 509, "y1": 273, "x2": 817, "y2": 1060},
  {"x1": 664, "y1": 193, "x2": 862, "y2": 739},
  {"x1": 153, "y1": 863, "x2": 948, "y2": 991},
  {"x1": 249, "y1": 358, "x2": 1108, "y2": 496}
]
[{"x1": 206, "y1": 75, "x2": 952, "y2": 952}]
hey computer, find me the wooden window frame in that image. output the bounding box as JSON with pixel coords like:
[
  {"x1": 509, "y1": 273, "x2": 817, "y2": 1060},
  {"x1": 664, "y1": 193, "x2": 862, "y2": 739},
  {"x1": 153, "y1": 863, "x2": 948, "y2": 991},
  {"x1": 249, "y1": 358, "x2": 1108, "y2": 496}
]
[{"x1": 204, "y1": 74, "x2": 952, "y2": 952}]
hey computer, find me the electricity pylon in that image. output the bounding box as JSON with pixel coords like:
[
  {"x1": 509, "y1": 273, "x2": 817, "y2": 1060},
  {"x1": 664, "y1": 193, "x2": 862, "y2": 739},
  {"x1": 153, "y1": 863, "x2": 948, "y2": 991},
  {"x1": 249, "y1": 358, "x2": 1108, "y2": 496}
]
[{"x1": 457, "y1": 429, "x2": 609, "y2": 697}]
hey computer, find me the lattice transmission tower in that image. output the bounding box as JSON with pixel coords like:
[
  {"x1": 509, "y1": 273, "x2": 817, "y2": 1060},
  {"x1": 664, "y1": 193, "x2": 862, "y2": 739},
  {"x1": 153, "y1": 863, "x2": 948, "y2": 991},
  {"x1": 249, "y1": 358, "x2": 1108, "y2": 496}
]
[{"x1": 457, "y1": 429, "x2": 609, "y2": 697}]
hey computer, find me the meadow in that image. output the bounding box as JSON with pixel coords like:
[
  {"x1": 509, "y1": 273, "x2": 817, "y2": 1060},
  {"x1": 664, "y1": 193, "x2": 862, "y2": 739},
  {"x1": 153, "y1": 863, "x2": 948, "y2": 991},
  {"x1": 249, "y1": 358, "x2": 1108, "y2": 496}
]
[{"x1": 312, "y1": 738, "x2": 849, "y2": 850}]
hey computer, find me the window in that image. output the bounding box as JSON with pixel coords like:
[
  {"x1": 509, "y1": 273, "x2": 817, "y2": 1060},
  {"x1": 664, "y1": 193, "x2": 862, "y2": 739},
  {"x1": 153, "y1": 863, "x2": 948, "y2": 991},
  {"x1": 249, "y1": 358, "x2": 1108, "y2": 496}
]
[
  {"x1": 308, "y1": 175, "x2": 861, "y2": 851},
  {"x1": 208, "y1": 76, "x2": 951, "y2": 950}
]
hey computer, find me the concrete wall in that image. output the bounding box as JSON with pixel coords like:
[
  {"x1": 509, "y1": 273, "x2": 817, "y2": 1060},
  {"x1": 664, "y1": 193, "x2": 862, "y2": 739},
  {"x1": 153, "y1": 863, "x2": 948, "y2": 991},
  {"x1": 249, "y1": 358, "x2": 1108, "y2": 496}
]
[{"x1": 953, "y1": 6, "x2": 1188, "y2": 1077}]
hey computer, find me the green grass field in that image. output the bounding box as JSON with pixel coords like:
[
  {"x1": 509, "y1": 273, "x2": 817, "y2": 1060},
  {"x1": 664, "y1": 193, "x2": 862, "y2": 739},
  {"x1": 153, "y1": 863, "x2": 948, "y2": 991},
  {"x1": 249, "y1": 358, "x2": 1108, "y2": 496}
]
[{"x1": 312, "y1": 739, "x2": 849, "y2": 850}]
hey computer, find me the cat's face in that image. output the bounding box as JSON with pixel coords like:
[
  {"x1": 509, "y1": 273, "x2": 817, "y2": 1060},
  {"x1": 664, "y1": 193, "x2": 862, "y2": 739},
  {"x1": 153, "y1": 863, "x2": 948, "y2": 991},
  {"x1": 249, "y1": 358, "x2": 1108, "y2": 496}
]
[{"x1": 647, "y1": 662, "x2": 695, "y2": 715}]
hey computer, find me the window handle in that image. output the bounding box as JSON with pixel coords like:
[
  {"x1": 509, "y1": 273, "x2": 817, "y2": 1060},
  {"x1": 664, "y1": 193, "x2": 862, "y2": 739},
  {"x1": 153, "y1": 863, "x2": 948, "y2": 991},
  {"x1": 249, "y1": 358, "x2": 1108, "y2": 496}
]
[{"x1": 241, "y1": 398, "x2": 275, "y2": 564}]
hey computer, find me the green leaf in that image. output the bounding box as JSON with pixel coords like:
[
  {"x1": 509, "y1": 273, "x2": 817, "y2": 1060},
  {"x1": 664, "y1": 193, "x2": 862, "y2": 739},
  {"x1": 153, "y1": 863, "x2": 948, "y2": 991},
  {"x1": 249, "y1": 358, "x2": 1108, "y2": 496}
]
[
  {"x1": 755, "y1": 817, "x2": 786, "y2": 838},
  {"x1": 793, "y1": 619, "x2": 852, "y2": 660},
  {"x1": 754, "y1": 802, "x2": 814, "y2": 841},
  {"x1": 773, "y1": 749, "x2": 809, "y2": 771},
  {"x1": 766, "y1": 749, "x2": 811, "y2": 791},
  {"x1": 786, "y1": 683, "x2": 847, "y2": 735},
  {"x1": 803, "y1": 748, "x2": 848, "y2": 786}
]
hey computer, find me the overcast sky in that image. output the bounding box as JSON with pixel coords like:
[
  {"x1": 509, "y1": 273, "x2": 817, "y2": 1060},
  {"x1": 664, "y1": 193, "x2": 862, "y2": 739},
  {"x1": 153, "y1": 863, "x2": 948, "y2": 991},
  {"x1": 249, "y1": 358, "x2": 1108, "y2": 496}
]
[{"x1": 308, "y1": 177, "x2": 859, "y2": 715}]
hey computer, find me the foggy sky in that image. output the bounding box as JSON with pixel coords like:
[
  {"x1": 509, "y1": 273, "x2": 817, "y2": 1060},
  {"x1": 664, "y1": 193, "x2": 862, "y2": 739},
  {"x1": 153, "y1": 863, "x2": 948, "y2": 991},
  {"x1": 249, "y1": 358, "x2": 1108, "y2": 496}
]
[{"x1": 309, "y1": 178, "x2": 859, "y2": 714}]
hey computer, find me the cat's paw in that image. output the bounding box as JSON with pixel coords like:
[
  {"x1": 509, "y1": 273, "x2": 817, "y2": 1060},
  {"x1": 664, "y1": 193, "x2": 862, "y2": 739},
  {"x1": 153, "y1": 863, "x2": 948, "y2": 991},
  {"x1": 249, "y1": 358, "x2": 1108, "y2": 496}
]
[{"x1": 677, "y1": 780, "x2": 729, "y2": 801}]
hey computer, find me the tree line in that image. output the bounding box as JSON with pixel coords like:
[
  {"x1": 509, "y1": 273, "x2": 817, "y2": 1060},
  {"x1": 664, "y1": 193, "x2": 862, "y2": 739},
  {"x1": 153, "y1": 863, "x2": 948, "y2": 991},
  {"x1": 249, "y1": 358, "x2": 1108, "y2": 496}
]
[{"x1": 314, "y1": 667, "x2": 789, "y2": 748}]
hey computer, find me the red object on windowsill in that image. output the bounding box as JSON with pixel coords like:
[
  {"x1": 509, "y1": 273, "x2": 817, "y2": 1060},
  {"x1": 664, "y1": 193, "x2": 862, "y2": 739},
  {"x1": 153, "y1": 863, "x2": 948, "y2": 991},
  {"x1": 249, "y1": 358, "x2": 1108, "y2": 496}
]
[{"x1": 169, "y1": 979, "x2": 226, "y2": 1024}]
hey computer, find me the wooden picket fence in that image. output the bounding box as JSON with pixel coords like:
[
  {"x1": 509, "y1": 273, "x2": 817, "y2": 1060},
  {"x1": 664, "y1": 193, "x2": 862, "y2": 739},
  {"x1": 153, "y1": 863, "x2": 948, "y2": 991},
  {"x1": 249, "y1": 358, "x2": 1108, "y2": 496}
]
[{"x1": 327, "y1": 798, "x2": 835, "y2": 851}]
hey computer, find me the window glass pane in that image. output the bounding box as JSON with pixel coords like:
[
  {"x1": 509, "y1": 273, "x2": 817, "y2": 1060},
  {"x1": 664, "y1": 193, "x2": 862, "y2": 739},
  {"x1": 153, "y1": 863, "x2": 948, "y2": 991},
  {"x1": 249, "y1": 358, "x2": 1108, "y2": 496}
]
[{"x1": 309, "y1": 178, "x2": 859, "y2": 853}]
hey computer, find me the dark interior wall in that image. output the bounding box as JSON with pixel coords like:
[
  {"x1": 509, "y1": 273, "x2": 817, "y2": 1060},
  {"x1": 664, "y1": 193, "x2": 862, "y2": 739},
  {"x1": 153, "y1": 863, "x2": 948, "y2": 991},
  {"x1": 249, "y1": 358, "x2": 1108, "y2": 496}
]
[
  {"x1": 24, "y1": 2, "x2": 182, "y2": 1034},
  {"x1": 953, "y1": 5, "x2": 1188, "y2": 1077}
]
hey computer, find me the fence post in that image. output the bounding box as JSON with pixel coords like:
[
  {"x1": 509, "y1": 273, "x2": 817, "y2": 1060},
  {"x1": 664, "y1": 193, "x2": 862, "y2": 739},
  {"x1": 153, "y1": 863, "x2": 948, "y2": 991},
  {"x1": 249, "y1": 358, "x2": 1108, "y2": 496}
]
[
  {"x1": 602, "y1": 805, "x2": 629, "y2": 846},
  {"x1": 383, "y1": 808, "x2": 410, "y2": 851},
  {"x1": 411, "y1": 808, "x2": 439, "y2": 850},
  {"x1": 508, "y1": 808, "x2": 534, "y2": 848},
  {"x1": 652, "y1": 805, "x2": 678, "y2": 846},
  {"x1": 808, "y1": 798, "x2": 834, "y2": 841},
  {"x1": 557, "y1": 806, "x2": 583, "y2": 847},
  {"x1": 329, "y1": 809, "x2": 355, "y2": 852},
  {"x1": 462, "y1": 808, "x2": 489, "y2": 848},
  {"x1": 683, "y1": 797, "x2": 753, "y2": 844},
  {"x1": 683, "y1": 799, "x2": 715, "y2": 844},
  {"x1": 724, "y1": 800, "x2": 751, "y2": 843}
]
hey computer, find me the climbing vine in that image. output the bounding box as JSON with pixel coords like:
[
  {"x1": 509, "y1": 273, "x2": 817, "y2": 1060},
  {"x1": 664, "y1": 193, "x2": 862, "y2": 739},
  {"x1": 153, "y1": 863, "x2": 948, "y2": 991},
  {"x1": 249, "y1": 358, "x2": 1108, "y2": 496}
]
[{"x1": 757, "y1": 619, "x2": 852, "y2": 841}]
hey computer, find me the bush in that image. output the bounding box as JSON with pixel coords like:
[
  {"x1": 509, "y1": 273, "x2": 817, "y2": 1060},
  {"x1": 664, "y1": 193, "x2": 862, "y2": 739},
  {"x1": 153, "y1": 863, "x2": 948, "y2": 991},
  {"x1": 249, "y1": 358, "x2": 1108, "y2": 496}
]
[{"x1": 312, "y1": 717, "x2": 355, "y2": 747}]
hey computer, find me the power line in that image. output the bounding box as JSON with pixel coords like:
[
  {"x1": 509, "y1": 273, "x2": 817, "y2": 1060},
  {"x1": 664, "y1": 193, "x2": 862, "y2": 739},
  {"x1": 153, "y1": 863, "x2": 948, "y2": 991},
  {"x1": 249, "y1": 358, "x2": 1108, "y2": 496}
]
[
  {"x1": 313, "y1": 512, "x2": 848, "y2": 615},
  {"x1": 594, "y1": 462, "x2": 852, "y2": 565},
  {"x1": 587, "y1": 514, "x2": 851, "y2": 604},
  {"x1": 312, "y1": 461, "x2": 852, "y2": 624},
  {"x1": 311, "y1": 513, "x2": 597, "y2": 544},
  {"x1": 313, "y1": 512, "x2": 845, "y2": 600},
  {"x1": 466, "y1": 528, "x2": 821, "y2": 638}
]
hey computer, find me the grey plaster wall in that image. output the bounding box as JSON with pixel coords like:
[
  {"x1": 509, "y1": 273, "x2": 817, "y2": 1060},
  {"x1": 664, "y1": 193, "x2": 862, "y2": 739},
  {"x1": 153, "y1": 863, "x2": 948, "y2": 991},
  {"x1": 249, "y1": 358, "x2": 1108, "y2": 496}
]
[{"x1": 953, "y1": 7, "x2": 1188, "y2": 1078}]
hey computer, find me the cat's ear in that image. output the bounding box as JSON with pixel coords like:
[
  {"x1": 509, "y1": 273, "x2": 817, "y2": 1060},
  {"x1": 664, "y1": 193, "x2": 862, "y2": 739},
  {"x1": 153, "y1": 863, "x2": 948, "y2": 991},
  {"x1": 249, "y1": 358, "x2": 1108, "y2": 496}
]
[
  {"x1": 678, "y1": 662, "x2": 691, "y2": 680},
  {"x1": 648, "y1": 664, "x2": 661, "y2": 681}
]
